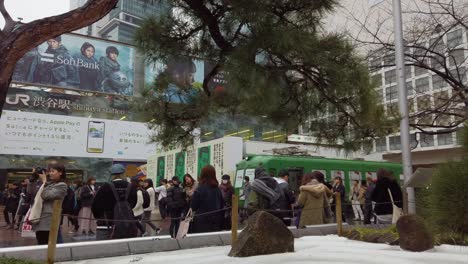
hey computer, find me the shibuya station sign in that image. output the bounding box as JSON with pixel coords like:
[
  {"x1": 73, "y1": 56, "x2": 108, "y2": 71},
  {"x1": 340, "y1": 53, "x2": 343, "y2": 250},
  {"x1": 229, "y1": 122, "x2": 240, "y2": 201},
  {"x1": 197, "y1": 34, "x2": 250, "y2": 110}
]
[
  {"x1": 0, "y1": 110, "x2": 157, "y2": 160},
  {"x1": 4, "y1": 88, "x2": 131, "y2": 120}
]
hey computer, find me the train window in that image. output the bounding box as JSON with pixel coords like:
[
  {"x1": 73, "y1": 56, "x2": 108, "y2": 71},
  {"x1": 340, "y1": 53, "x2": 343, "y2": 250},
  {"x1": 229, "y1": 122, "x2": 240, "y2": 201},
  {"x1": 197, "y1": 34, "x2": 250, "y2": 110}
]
[
  {"x1": 287, "y1": 167, "x2": 304, "y2": 194},
  {"x1": 350, "y1": 171, "x2": 362, "y2": 181},
  {"x1": 366, "y1": 172, "x2": 377, "y2": 180},
  {"x1": 268, "y1": 168, "x2": 277, "y2": 177},
  {"x1": 331, "y1": 170, "x2": 345, "y2": 180},
  {"x1": 234, "y1": 169, "x2": 245, "y2": 188},
  {"x1": 311, "y1": 169, "x2": 326, "y2": 177}
]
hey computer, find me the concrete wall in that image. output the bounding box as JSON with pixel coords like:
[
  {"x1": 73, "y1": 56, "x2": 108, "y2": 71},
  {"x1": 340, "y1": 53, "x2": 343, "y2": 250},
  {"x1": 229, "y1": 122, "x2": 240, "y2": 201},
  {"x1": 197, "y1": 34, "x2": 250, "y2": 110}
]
[{"x1": 0, "y1": 223, "x2": 348, "y2": 262}]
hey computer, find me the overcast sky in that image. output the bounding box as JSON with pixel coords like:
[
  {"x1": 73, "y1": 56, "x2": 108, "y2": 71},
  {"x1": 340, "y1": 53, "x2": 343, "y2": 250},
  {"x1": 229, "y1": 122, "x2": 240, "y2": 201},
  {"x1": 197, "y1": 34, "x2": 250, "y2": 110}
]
[{"x1": 1, "y1": 0, "x2": 70, "y2": 25}]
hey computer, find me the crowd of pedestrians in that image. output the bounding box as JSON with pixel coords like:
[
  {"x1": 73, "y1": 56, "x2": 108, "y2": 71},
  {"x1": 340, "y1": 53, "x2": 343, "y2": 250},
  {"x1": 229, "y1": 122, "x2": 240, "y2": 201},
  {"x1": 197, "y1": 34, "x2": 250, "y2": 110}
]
[{"x1": 1, "y1": 162, "x2": 404, "y2": 245}]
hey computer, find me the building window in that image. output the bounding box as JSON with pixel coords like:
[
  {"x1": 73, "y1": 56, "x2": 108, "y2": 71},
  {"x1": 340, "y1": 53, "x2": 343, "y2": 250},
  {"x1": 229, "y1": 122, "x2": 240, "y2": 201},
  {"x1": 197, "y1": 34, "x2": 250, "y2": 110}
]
[
  {"x1": 449, "y1": 49, "x2": 465, "y2": 68},
  {"x1": 384, "y1": 69, "x2": 397, "y2": 85},
  {"x1": 375, "y1": 137, "x2": 387, "y2": 152},
  {"x1": 420, "y1": 133, "x2": 434, "y2": 147},
  {"x1": 372, "y1": 73, "x2": 382, "y2": 87},
  {"x1": 385, "y1": 85, "x2": 398, "y2": 101},
  {"x1": 450, "y1": 67, "x2": 467, "y2": 84},
  {"x1": 386, "y1": 102, "x2": 399, "y2": 115},
  {"x1": 432, "y1": 74, "x2": 446, "y2": 90},
  {"x1": 405, "y1": 65, "x2": 412, "y2": 80},
  {"x1": 416, "y1": 95, "x2": 431, "y2": 112},
  {"x1": 376, "y1": 89, "x2": 383, "y2": 103},
  {"x1": 369, "y1": 57, "x2": 382, "y2": 71},
  {"x1": 389, "y1": 136, "x2": 401, "y2": 150},
  {"x1": 438, "y1": 133, "x2": 454, "y2": 146},
  {"x1": 447, "y1": 29, "x2": 463, "y2": 49},
  {"x1": 384, "y1": 53, "x2": 395, "y2": 66},
  {"x1": 406, "y1": 81, "x2": 414, "y2": 95},
  {"x1": 410, "y1": 133, "x2": 418, "y2": 149},
  {"x1": 456, "y1": 128, "x2": 465, "y2": 145},
  {"x1": 408, "y1": 99, "x2": 415, "y2": 113},
  {"x1": 433, "y1": 91, "x2": 449, "y2": 109},
  {"x1": 415, "y1": 77, "x2": 430, "y2": 93}
]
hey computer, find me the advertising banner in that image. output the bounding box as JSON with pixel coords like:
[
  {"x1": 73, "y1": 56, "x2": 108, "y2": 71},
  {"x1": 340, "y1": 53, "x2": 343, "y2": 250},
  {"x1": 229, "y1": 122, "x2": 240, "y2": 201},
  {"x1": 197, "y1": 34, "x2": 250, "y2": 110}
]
[
  {"x1": 144, "y1": 57, "x2": 205, "y2": 103},
  {"x1": 13, "y1": 34, "x2": 135, "y2": 96},
  {"x1": 0, "y1": 110, "x2": 156, "y2": 160},
  {"x1": 174, "y1": 152, "x2": 186, "y2": 179}
]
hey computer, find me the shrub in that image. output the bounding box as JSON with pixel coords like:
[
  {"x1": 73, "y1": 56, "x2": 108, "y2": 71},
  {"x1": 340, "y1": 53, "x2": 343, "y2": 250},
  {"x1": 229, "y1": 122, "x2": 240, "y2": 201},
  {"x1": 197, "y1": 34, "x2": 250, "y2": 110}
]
[
  {"x1": 424, "y1": 126, "x2": 468, "y2": 240},
  {"x1": 0, "y1": 258, "x2": 41, "y2": 264}
]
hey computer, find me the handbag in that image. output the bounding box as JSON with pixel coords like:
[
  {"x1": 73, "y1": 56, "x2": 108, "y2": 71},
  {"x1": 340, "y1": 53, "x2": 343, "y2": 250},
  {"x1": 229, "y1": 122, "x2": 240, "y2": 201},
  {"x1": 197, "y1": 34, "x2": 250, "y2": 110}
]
[
  {"x1": 28, "y1": 184, "x2": 45, "y2": 224},
  {"x1": 387, "y1": 189, "x2": 403, "y2": 224},
  {"x1": 176, "y1": 209, "x2": 193, "y2": 239},
  {"x1": 21, "y1": 209, "x2": 36, "y2": 238},
  {"x1": 323, "y1": 192, "x2": 332, "y2": 222}
]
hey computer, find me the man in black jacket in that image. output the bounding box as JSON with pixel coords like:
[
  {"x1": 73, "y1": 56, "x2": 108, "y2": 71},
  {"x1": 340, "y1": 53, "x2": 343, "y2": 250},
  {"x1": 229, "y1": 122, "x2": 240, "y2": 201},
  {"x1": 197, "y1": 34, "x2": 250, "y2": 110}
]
[
  {"x1": 166, "y1": 176, "x2": 186, "y2": 238},
  {"x1": 91, "y1": 164, "x2": 137, "y2": 240}
]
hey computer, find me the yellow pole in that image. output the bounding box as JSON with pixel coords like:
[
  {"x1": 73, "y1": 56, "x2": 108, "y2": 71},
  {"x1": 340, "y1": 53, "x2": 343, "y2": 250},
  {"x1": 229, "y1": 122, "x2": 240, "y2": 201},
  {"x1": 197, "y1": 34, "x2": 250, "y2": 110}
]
[
  {"x1": 231, "y1": 194, "x2": 239, "y2": 244},
  {"x1": 47, "y1": 200, "x2": 63, "y2": 264},
  {"x1": 335, "y1": 192, "x2": 343, "y2": 236}
]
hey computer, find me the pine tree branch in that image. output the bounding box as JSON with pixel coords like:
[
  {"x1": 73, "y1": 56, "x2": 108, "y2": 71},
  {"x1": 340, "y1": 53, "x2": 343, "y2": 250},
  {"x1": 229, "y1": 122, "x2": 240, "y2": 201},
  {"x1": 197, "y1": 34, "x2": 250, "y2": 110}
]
[{"x1": 0, "y1": 0, "x2": 15, "y2": 34}]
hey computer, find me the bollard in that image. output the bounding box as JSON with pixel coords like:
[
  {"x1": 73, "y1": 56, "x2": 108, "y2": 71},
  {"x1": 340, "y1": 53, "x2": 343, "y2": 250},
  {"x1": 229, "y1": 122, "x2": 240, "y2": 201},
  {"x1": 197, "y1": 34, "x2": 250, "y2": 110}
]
[
  {"x1": 231, "y1": 193, "x2": 239, "y2": 244},
  {"x1": 47, "y1": 200, "x2": 63, "y2": 264},
  {"x1": 335, "y1": 192, "x2": 343, "y2": 236}
]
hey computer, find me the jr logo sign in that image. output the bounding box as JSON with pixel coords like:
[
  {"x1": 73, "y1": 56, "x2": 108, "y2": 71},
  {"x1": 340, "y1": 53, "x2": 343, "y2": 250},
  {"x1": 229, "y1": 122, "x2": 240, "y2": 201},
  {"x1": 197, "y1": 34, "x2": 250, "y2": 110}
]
[{"x1": 6, "y1": 94, "x2": 30, "y2": 106}]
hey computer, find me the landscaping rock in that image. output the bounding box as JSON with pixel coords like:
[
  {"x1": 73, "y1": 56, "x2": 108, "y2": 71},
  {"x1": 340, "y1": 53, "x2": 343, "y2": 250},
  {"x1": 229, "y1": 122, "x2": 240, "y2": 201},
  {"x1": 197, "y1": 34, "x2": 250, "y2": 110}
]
[
  {"x1": 228, "y1": 211, "x2": 294, "y2": 257},
  {"x1": 397, "y1": 215, "x2": 434, "y2": 252}
]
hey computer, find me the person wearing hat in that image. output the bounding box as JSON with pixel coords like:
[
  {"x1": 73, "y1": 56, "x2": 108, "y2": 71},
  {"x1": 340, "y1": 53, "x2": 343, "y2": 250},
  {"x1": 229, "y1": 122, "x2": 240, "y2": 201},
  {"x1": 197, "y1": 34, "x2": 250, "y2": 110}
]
[
  {"x1": 165, "y1": 176, "x2": 186, "y2": 238},
  {"x1": 34, "y1": 35, "x2": 77, "y2": 87},
  {"x1": 219, "y1": 174, "x2": 234, "y2": 230},
  {"x1": 92, "y1": 164, "x2": 138, "y2": 240}
]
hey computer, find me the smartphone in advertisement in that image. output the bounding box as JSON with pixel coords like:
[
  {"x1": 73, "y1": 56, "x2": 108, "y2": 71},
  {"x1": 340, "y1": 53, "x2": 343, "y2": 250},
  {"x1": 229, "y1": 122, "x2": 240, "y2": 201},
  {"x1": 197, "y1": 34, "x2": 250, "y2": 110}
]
[{"x1": 87, "y1": 121, "x2": 105, "y2": 153}]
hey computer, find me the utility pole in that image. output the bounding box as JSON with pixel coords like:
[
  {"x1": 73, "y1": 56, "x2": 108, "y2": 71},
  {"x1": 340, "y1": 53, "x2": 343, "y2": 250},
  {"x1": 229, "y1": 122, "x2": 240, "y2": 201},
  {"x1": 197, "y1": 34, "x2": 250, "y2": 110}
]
[{"x1": 392, "y1": 0, "x2": 416, "y2": 214}]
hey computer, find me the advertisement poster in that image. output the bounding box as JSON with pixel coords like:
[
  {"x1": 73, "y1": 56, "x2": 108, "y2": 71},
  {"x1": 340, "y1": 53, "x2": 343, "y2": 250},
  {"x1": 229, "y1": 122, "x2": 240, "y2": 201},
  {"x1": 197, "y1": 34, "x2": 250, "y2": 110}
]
[
  {"x1": 13, "y1": 34, "x2": 135, "y2": 96},
  {"x1": 235, "y1": 169, "x2": 245, "y2": 188},
  {"x1": 0, "y1": 110, "x2": 156, "y2": 159},
  {"x1": 157, "y1": 156, "x2": 166, "y2": 182},
  {"x1": 145, "y1": 56, "x2": 204, "y2": 103},
  {"x1": 197, "y1": 146, "x2": 211, "y2": 177},
  {"x1": 174, "y1": 152, "x2": 186, "y2": 179},
  {"x1": 350, "y1": 171, "x2": 362, "y2": 181}
]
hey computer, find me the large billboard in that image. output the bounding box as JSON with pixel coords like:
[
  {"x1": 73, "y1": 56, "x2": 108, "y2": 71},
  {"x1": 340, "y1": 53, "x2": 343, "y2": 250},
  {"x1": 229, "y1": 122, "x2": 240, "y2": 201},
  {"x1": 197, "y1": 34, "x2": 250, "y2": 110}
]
[
  {"x1": 144, "y1": 57, "x2": 205, "y2": 103},
  {"x1": 13, "y1": 34, "x2": 135, "y2": 96},
  {"x1": 0, "y1": 110, "x2": 156, "y2": 160}
]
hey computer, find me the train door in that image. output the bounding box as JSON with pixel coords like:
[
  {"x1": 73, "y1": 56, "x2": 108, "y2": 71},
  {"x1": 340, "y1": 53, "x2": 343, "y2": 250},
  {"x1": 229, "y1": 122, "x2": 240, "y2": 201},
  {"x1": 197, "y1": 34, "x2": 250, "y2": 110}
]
[{"x1": 287, "y1": 167, "x2": 304, "y2": 194}]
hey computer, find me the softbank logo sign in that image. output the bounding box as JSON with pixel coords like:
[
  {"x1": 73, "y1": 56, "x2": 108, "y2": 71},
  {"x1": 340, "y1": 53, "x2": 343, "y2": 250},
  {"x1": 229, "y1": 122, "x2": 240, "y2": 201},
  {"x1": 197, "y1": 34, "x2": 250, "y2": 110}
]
[
  {"x1": 6, "y1": 94, "x2": 30, "y2": 106},
  {"x1": 40, "y1": 52, "x2": 99, "y2": 70},
  {"x1": 40, "y1": 52, "x2": 54, "y2": 63}
]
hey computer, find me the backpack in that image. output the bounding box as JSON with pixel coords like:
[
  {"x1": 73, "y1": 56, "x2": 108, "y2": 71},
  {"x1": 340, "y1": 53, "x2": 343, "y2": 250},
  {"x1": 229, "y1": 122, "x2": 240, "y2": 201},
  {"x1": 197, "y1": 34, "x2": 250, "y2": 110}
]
[
  {"x1": 166, "y1": 186, "x2": 185, "y2": 210},
  {"x1": 109, "y1": 183, "x2": 138, "y2": 239},
  {"x1": 141, "y1": 189, "x2": 150, "y2": 209},
  {"x1": 62, "y1": 187, "x2": 76, "y2": 215}
]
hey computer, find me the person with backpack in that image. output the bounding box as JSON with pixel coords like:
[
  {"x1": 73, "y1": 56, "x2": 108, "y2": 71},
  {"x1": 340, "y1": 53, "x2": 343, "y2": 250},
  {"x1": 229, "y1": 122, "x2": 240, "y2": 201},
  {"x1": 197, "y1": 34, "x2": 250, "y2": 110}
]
[
  {"x1": 247, "y1": 167, "x2": 286, "y2": 220},
  {"x1": 275, "y1": 170, "x2": 296, "y2": 226},
  {"x1": 92, "y1": 164, "x2": 138, "y2": 240},
  {"x1": 130, "y1": 176, "x2": 147, "y2": 236},
  {"x1": 155, "y1": 179, "x2": 168, "y2": 219},
  {"x1": 297, "y1": 172, "x2": 332, "y2": 227},
  {"x1": 219, "y1": 174, "x2": 234, "y2": 230},
  {"x1": 62, "y1": 180, "x2": 79, "y2": 235},
  {"x1": 166, "y1": 176, "x2": 186, "y2": 238},
  {"x1": 78, "y1": 177, "x2": 97, "y2": 236},
  {"x1": 143, "y1": 178, "x2": 160, "y2": 235},
  {"x1": 190, "y1": 165, "x2": 224, "y2": 234}
]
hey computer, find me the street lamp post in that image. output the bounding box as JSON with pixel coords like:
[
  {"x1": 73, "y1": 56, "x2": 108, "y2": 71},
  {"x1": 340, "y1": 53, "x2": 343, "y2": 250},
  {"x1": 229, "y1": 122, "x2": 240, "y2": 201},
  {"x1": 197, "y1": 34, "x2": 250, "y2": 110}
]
[{"x1": 392, "y1": 0, "x2": 416, "y2": 214}]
